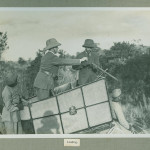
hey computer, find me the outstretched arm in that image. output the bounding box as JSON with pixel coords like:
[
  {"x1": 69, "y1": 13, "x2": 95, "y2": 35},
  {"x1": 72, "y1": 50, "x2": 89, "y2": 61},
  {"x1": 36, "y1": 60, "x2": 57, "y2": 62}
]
[
  {"x1": 51, "y1": 56, "x2": 80, "y2": 66},
  {"x1": 52, "y1": 55, "x2": 87, "y2": 66}
]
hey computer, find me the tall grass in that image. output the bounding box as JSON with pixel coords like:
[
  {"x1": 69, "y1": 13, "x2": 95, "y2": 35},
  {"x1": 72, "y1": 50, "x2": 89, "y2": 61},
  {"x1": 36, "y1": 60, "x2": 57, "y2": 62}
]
[{"x1": 122, "y1": 101, "x2": 150, "y2": 130}]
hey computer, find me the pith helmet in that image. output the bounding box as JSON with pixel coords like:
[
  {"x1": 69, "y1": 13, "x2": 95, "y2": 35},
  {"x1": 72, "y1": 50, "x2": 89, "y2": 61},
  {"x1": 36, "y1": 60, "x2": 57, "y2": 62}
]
[
  {"x1": 44, "y1": 38, "x2": 61, "y2": 50},
  {"x1": 112, "y1": 89, "x2": 122, "y2": 99},
  {"x1": 82, "y1": 39, "x2": 95, "y2": 48},
  {"x1": 5, "y1": 71, "x2": 18, "y2": 86}
]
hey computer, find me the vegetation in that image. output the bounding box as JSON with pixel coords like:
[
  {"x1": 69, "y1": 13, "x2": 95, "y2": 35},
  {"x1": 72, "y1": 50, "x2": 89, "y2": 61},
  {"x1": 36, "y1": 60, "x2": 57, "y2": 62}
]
[
  {"x1": 101, "y1": 42, "x2": 150, "y2": 129},
  {"x1": 0, "y1": 32, "x2": 8, "y2": 60},
  {"x1": 1, "y1": 32, "x2": 150, "y2": 131}
]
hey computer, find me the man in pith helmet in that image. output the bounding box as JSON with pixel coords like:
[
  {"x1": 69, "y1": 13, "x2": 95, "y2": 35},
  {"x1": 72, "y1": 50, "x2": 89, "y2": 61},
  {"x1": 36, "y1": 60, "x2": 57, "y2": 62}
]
[
  {"x1": 72, "y1": 39, "x2": 100, "y2": 85},
  {"x1": 34, "y1": 38, "x2": 87, "y2": 101}
]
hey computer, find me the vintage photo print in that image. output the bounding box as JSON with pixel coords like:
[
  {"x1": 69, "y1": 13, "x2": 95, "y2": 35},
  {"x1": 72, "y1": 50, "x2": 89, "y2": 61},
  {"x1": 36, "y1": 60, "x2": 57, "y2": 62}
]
[{"x1": 0, "y1": 7, "x2": 150, "y2": 136}]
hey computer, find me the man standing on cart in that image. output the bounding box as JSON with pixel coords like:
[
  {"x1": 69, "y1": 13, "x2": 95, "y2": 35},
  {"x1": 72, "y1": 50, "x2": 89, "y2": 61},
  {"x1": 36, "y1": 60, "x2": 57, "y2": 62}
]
[{"x1": 72, "y1": 39, "x2": 100, "y2": 85}]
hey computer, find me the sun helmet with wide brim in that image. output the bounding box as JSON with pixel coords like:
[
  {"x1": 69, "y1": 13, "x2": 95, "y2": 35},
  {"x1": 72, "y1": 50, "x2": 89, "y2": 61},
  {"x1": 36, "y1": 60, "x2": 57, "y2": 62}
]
[
  {"x1": 44, "y1": 38, "x2": 61, "y2": 50},
  {"x1": 82, "y1": 39, "x2": 95, "y2": 48}
]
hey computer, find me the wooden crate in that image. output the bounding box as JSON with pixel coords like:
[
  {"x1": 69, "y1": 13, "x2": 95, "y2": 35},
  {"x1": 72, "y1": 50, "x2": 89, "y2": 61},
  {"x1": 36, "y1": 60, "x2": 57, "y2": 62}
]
[{"x1": 20, "y1": 78, "x2": 113, "y2": 134}]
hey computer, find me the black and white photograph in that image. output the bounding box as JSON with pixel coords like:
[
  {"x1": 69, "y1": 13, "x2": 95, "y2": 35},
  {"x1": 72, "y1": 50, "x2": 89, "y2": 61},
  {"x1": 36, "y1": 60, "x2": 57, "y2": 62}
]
[{"x1": 0, "y1": 7, "x2": 150, "y2": 135}]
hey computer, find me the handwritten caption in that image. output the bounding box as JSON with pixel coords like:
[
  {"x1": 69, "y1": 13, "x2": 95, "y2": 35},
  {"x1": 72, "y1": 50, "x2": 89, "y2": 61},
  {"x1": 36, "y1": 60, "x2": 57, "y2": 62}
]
[{"x1": 64, "y1": 139, "x2": 80, "y2": 147}]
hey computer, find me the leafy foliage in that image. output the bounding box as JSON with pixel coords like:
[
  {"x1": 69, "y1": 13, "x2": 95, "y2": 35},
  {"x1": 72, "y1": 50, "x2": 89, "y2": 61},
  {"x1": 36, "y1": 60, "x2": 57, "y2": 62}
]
[
  {"x1": 110, "y1": 41, "x2": 137, "y2": 58},
  {"x1": 103, "y1": 42, "x2": 150, "y2": 129},
  {"x1": 24, "y1": 51, "x2": 42, "y2": 98},
  {"x1": 18, "y1": 57, "x2": 27, "y2": 66},
  {"x1": 0, "y1": 32, "x2": 9, "y2": 60}
]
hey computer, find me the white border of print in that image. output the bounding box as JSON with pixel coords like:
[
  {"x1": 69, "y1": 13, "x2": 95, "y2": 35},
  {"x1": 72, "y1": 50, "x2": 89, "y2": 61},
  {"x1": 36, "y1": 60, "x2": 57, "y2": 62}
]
[{"x1": 0, "y1": 134, "x2": 150, "y2": 138}]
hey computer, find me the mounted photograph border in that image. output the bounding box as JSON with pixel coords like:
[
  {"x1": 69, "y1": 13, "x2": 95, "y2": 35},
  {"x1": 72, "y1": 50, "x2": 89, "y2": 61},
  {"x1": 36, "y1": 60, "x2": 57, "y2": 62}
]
[{"x1": 1, "y1": 0, "x2": 150, "y2": 150}]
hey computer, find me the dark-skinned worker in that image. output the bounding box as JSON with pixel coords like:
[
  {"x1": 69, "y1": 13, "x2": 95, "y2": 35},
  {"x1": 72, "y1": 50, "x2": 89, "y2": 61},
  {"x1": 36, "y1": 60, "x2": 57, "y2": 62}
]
[{"x1": 2, "y1": 71, "x2": 28, "y2": 134}]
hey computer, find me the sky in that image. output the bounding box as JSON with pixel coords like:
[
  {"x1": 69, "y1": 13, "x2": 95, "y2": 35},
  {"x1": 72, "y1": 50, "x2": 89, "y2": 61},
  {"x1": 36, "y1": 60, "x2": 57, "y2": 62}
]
[{"x1": 0, "y1": 8, "x2": 150, "y2": 61}]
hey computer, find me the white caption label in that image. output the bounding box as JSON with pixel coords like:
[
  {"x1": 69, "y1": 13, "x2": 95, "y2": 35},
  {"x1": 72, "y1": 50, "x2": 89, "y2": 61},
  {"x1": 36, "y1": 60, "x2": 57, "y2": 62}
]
[{"x1": 64, "y1": 139, "x2": 80, "y2": 147}]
